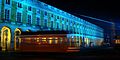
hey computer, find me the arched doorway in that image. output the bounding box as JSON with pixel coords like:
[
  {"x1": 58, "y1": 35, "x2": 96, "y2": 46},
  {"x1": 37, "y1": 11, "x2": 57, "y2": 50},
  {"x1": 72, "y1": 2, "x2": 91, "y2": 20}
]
[
  {"x1": 14, "y1": 28, "x2": 21, "y2": 50},
  {"x1": 1, "y1": 26, "x2": 11, "y2": 51}
]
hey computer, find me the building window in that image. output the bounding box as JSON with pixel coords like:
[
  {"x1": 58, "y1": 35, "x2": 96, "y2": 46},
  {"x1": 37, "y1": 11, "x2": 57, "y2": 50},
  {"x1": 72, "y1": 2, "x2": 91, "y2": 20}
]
[
  {"x1": 17, "y1": 12, "x2": 22, "y2": 23},
  {"x1": 51, "y1": 21, "x2": 53, "y2": 28},
  {"x1": 5, "y1": 9, "x2": 10, "y2": 21},
  {"x1": 28, "y1": 6, "x2": 32, "y2": 11},
  {"x1": 28, "y1": 15, "x2": 31, "y2": 24},
  {"x1": 66, "y1": 25, "x2": 68, "y2": 30},
  {"x1": 18, "y1": 3, "x2": 22, "y2": 8},
  {"x1": 62, "y1": 18, "x2": 64, "y2": 20},
  {"x1": 62, "y1": 24, "x2": 64, "y2": 30},
  {"x1": 37, "y1": 9, "x2": 40, "y2": 14},
  {"x1": 66, "y1": 19, "x2": 68, "y2": 22},
  {"x1": 57, "y1": 16, "x2": 59, "y2": 19},
  {"x1": 51, "y1": 14, "x2": 53, "y2": 17},
  {"x1": 57, "y1": 23, "x2": 59, "y2": 29},
  {"x1": 44, "y1": 19, "x2": 47, "y2": 27},
  {"x1": 70, "y1": 26, "x2": 72, "y2": 32},
  {"x1": 37, "y1": 17, "x2": 40, "y2": 25},
  {"x1": 6, "y1": 0, "x2": 10, "y2": 5},
  {"x1": 44, "y1": 11, "x2": 47, "y2": 16}
]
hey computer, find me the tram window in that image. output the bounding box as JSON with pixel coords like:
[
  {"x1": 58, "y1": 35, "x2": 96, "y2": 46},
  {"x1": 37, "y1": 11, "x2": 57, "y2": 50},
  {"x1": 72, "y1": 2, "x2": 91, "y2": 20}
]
[
  {"x1": 31, "y1": 38, "x2": 36, "y2": 43},
  {"x1": 55, "y1": 37, "x2": 58, "y2": 44},
  {"x1": 25, "y1": 38, "x2": 31, "y2": 43},
  {"x1": 49, "y1": 40, "x2": 52, "y2": 44},
  {"x1": 48, "y1": 38, "x2": 52, "y2": 44},
  {"x1": 42, "y1": 39, "x2": 47, "y2": 42},
  {"x1": 41, "y1": 38, "x2": 47, "y2": 44},
  {"x1": 37, "y1": 40, "x2": 39, "y2": 42},
  {"x1": 52, "y1": 38, "x2": 56, "y2": 44},
  {"x1": 59, "y1": 38, "x2": 63, "y2": 43},
  {"x1": 55, "y1": 40, "x2": 58, "y2": 44}
]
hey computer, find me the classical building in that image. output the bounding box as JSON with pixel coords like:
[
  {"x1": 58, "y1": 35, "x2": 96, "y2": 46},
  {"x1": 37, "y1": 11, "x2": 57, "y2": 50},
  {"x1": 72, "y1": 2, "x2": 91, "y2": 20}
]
[{"x1": 0, "y1": 0, "x2": 104, "y2": 51}]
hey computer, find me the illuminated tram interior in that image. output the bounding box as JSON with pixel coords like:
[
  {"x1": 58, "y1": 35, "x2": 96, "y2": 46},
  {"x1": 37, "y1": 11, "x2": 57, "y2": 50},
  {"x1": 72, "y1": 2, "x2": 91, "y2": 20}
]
[{"x1": 16, "y1": 31, "x2": 80, "y2": 52}]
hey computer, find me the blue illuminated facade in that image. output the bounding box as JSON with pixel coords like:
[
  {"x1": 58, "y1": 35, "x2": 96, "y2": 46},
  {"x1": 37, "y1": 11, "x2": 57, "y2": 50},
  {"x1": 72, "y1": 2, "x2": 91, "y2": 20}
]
[{"x1": 0, "y1": 0, "x2": 104, "y2": 50}]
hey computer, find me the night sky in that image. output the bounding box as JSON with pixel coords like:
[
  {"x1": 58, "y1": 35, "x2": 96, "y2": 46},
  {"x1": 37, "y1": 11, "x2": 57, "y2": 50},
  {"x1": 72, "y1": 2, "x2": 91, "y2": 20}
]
[{"x1": 39, "y1": 0, "x2": 120, "y2": 35}]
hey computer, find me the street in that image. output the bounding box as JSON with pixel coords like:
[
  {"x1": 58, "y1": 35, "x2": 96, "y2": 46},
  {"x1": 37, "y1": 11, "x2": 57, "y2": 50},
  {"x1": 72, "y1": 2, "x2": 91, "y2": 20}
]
[{"x1": 0, "y1": 47, "x2": 120, "y2": 60}]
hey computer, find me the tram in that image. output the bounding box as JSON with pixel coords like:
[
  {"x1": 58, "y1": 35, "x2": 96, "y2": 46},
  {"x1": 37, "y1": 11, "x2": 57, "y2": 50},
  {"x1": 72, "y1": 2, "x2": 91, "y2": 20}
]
[
  {"x1": 113, "y1": 36, "x2": 120, "y2": 49},
  {"x1": 15, "y1": 31, "x2": 80, "y2": 52}
]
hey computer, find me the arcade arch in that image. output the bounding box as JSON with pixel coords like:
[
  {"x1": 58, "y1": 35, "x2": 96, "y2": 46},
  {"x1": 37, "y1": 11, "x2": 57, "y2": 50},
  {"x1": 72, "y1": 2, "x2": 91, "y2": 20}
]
[
  {"x1": 1, "y1": 26, "x2": 11, "y2": 51},
  {"x1": 14, "y1": 28, "x2": 21, "y2": 50}
]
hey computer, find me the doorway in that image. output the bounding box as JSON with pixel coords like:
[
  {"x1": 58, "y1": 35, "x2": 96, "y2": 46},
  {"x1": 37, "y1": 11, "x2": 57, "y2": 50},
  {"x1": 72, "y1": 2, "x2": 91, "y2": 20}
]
[
  {"x1": 14, "y1": 28, "x2": 21, "y2": 50},
  {"x1": 1, "y1": 26, "x2": 11, "y2": 51}
]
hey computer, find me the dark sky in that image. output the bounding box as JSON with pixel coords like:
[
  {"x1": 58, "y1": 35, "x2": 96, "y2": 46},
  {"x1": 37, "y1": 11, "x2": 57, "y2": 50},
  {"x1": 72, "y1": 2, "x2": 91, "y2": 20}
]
[
  {"x1": 39, "y1": 0, "x2": 120, "y2": 21},
  {"x1": 39, "y1": 0, "x2": 120, "y2": 35}
]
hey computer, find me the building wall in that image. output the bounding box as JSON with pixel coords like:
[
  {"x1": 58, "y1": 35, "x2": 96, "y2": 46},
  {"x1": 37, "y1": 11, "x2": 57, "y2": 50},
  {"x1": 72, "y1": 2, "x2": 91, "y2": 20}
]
[{"x1": 0, "y1": 0, "x2": 104, "y2": 49}]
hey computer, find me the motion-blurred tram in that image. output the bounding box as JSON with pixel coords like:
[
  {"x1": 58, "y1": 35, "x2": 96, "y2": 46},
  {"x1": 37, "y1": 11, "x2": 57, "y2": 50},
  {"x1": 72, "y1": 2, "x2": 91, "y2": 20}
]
[
  {"x1": 113, "y1": 36, "x2": 120, "y2": 49},
  {"x1": 15, "y1": 31, "x2": 80, "y2": 52}
]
